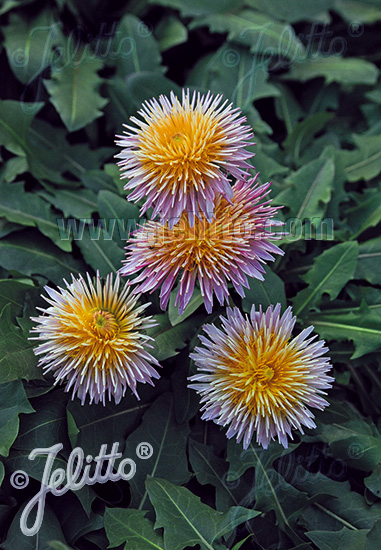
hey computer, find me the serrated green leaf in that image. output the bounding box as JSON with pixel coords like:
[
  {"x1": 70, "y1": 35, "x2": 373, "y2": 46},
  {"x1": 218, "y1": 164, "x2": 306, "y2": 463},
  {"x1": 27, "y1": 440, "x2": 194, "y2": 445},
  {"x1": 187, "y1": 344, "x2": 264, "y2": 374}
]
[
  {"x1": 242, "y1": 267, "x2": 287, "y2": 312},
  {"x1": 2, "y1": 504, "x2": 67, "y2": 550},
  {"x1": 146, "y1": 476, "x2": 260, "y2": 550},
  {"x1": 113, "y1": 15, "x2": 162, "y2": 77},
  {"x1": 97, "y1": 190, "x2": 140, "y2": 245},
  {"x1": 309, "y1": 413, "x2": 381, "y2": 471},
  {"x1": 0, "y1": 230, "x2": 86, "y2": 284},
  {"x1": 285, "y1": 57, "x2": 378, "y2": 85},
  {"x1": 41, "y1": 188, "x2": 98, "y2": 219},
  {"x1": 146, "y1": 314, "x2": 199, "y2": 361},
  {"x1": 155, "y1": 15, "x2": 187, "y2": 51},
  {"x1": 341, "y1": 135, "x2": 381, "y2": 182},
  {"x1": 191, "y1": 11, "x2": 304, "y2": 59},
  {"x1": 76, "y1": 226, "x2": 124, "y2": 276},
  {"x1": 365, "y1": 464, "x2": 381, "y2": 498},
  {"x1": 0, "y1": 278, "x2": 34, "y2": 320},
  {"x1": 283, "y1": 113, "x2": 334, "y2": 164},
  {"x1": 275, "y1": 157, "x2": 334, "y2": 222},
  {"x1": 309, "y1": 303, "x2": 381, "y2": 359},
  {"x1": 275, "y1": 83, "x2": 305, "y2": 133},
  {"x1": 366, "y1": 519, "x2": 381, "y2": 550},
  {"x1": 104, "y1": 508, "x2": 164, "y2": 550},
  {"x1": 355, "y1": 238, "x2": 381, "y2": 284},
  {"x1": 103, "y1": 163, "x2": 127, "y2": 195},
  {"x1": 7, "y1": 389, "x2": 98, "y2": 521},
  {"x1": 67, "y1": 381, "x2": 167, "y2": 458},
  {"x1": 3, "y1": 11, "x2": 61, "y2": 84},
  {"x1": 124, "y1": 392, "x2": 190, "y2": 509},
  {"x1": 28, "y1": 119, "x2": 110, "y2": 181},
  {"x1": 0, "y1": 182, "x2": 71, "y2": 251},
  {"x1": 1, "y1": 155, "x2": 27, "y2": 182},
  {"x1": 253, "y1": 145, "x2": 288, "y2": 181},
  {"x1": 44, "y1": 56, "x2": 108, "y2": 132},
  {"x1": 345, "y1": 192, "x2": 381, "y2": 240},
  {"x1": 227, "y1": 440, "x2": 308, "y2": 533},
  {"x1": 12, "y1": 390, "x2": 69, "y2": 452},
  {"x1": 51, "y1": 496, "x2": 103, "y2": 546},
  {"x1": 296, "y1": 471, "x2": 381, "y2": 532},
  {"x1": 0, "y1": 304, "x2": 42, "y2": 383},
  {"x1": 0, "y1": 219, "x2": 22, "y2": 239},
  {"x1": 80, "y1": 167, "x2": 116, "y2": 193},
  {"x1": 187, "y1": 45, "x2": 280, "y2": 111},
  {"x1": 292, "y1": 242, "x2": 359, "y2": 316},
  {"x1": 189, "y1": 439, "x2": 252, "y2": 511},
  {"x1": 0, "y1": 99, "x2": 43, "y2": 156},
  {"x1": 306, "y1": 527, "x2": 368, "y2": 550},
  {"x1": 246, "y1": 0, "x2": 332, "y2": 22},
  {"x1": 0, "y1": 380, "x2": 34, "y2": 457},
  {"x1": 104, "y1": 77, "x2": 135, "y2": 133},
  {"x1": 125, "y1": 72, "x2": 182, "y2": 112}
]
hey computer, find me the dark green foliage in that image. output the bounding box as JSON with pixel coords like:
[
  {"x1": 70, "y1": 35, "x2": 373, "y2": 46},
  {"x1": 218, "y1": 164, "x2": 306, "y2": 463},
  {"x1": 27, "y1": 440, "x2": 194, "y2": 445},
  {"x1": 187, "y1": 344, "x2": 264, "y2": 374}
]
[{"x1": 0, "y1": 1, "x2": 380, "y2": 549}]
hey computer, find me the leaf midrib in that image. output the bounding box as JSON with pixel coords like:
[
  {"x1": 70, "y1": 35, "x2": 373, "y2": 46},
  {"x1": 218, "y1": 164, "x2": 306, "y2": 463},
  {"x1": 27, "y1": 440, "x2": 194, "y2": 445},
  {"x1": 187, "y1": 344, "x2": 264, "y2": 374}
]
[
  {"x1": 107, "y1": 511, "x2": 164, "y2": 550},
  {"x1": 346, "y1": 148, "x2": 381, "y2": 174},
  {"x1": 0, "y1": 343, "x2": 36, "y2": 365},
  {"x1": 294, "y1": 244, "x2": 355, "y2": 316},
  {"x1": 295, "y1": 159, "x2": 331, "y2": 220},
  {"x1": 139, "y1": 400, "x2": 173, "y2": 510},
  {"x1": 58, "y1": 189, "x2": 97, "y2": 209},
  {"x1": 0, "y1": 117, "x2": 33, "y2": 156},
  {"x1": 86, "y1": 239, "x2": 116, "y2": 272},
  {"x1": 16, "y1": 416, "x2": 66, "y2": 440},
  {"x1": 153, "y1": 479, "x2": 215, "y2": 550},
  {"x1": 70, "y1": 63, "x2": 79, "y2": 128},
  {"x1": 77, "y1": 403, "x2": 150, "y2": 429},
  {"x1": 312, "y1": 320, "x2": 380, "y2": 336},
  {"x1": 0, "y1": 242, "x2": 80, "y2": 273},
  {"x1": 250, "y1": 445, "x2": 290, "y2": 528},
  {"x1": 0, "y1": 203, "x2": 57, "y2": 230},
  {"x1": 192, "y1": 443, "x2": 238, "y2": 506}
]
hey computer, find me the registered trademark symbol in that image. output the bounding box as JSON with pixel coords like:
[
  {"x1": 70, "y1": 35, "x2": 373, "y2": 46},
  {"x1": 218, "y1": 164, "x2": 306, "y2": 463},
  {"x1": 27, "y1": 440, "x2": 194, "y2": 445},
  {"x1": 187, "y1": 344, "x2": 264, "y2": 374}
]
[
  {"x1": 348, "y1": 21, "x2": 364, "y2": 37},
  {"x1": 136, "y1": 442, "x2": 153, "y2": 459}
]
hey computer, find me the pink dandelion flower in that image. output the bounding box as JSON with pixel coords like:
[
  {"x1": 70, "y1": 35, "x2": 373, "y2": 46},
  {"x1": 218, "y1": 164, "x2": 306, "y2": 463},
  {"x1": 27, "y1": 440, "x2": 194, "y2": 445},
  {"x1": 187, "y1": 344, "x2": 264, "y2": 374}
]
[
  {"x1": 115, "y1": 89, "x2": 253, "y2": 226},
  {"x1": 30, "y1": 273, "x2": 160, "y2": 405},
  {"x1": 119, "y1": 177, "x2": 283, "y2": 314},
  {"x1": 189, "y1": 304, "x2": 334, "y2": 449}
]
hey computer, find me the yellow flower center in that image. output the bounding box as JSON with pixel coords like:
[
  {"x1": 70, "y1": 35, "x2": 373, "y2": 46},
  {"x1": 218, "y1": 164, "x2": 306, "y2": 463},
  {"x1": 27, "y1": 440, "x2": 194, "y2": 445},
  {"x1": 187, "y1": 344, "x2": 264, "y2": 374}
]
[
  {"x1": 257, "y1": 365, "x2": 275, "y2": 386},
  {"x1": 171, "y1": 132, "x2": 185, "y2": 143},
  {"x1": 219, "y1": 330, "x2": 310, "y2": 417},
  {"x1": 147, "y1": 197, "x2": 252, "y2": 273},
  {"x1": 136, "y1": 106, "x2": 225, "y2": 192},
  {"x1": 90, "y1": 310, "x2": 118, "y2": 338}
]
